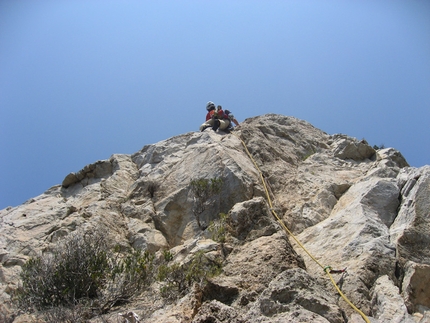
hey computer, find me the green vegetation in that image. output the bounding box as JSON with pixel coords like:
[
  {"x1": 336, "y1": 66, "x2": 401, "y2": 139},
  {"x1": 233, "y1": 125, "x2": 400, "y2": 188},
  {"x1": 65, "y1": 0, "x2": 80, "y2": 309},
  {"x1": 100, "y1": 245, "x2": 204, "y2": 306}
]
[
  {"x1": 16, "y1": 229, "x2": 154, "y2": 320},
  {"x1": 16, "y1": 226, "x2": 224, "y2": 322},
  {"x1": 189, "y1": 177, "x2": 223, "y2": 229},
  {"x1": 157, "y1": 250, "x2": 222, "y2": 300},
  {"x1": 302, "y1": 146, "x2": 316, "y2": 161},
  {"x1": 18, "y1": 230, "x2": 111, "y2": 310},
  {"x1": 208, "y1": 213, "x2": 229, "y2": 243},
  {"x1": 162, "y1": 249, "x2": 174, "y2": 262}
]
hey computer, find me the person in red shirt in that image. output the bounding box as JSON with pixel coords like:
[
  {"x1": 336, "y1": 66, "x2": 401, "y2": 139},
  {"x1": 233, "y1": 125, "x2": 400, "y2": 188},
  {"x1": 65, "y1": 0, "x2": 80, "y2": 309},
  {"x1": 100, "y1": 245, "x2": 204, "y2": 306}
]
[
  {"x1": 200, "y1": 102, "x2": 238, "y2": 132},
  {"x1": 199, "y1": 101, "x2": 217, "y2": 131}
]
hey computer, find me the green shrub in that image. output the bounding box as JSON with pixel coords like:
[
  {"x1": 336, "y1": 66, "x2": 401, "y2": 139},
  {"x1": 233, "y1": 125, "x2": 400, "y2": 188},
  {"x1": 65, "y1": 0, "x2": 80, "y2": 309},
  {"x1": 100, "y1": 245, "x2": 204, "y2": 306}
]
[
  {"x1": 17, "y1": 229, "x2": 154, "y2": 316},
  {"x1": 101, "y1": 248, "x2": 154, "y2": 312},
  {"x1": 208, "y1": 213, "x2": 229, "y2": 243},
  {"x1": 16, "y1": 227, "x2": 224, "y2": 319},
  {"x1": 162, "y1": 249, "x2": 174, "y2": 262},
  {"x1": 157, "y1": 250, "x2": 222, "y2": 299},
  {"x1": 190, "y1": 177, "x2": 223, "y2": 229},
  {"x1": 18, "y1": 230, "x2": 110, "y2": 310},
  {"x1": 190, "y1": 178, "x2": 223, "y2": 201}
]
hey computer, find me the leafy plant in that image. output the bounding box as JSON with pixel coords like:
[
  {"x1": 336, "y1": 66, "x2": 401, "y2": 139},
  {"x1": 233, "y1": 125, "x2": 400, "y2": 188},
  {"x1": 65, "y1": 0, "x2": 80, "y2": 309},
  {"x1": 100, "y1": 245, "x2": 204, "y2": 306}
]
[
  {"x1": 162, "y1": 249, "x2": 174, "y2": 262},
  {"x1": 18, "y1": 230, "x2": 110, "y2": 310},
  {"x1": 17, "y1": 229, "x2": 154, "y2": 319},
  {"x1": 208, "y1": 213, "x2": 229, "y2": 243},
  {"x1": 101, "y1": 248, "x2": 154, "y2": 312},
  {"x1": 190, "y1": 177, "x2": 223, "y2": 229},
  {"x1": 156, "y1": 250, "x2": 222, "y2": 300}
]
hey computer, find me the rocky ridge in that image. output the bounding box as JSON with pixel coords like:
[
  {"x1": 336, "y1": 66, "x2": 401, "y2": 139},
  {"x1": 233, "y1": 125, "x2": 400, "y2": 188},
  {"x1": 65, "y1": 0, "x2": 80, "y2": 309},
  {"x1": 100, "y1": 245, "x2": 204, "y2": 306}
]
[{"x1": 1, "y1": 114, "x2": 429, "y2": 322}]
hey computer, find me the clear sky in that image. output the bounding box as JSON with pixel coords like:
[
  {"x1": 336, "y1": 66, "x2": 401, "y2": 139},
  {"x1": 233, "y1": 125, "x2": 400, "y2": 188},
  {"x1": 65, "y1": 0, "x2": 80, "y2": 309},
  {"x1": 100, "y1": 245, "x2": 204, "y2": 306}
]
[{"x1": 1, "y1": 0, "x2": 429, "y2": 209}]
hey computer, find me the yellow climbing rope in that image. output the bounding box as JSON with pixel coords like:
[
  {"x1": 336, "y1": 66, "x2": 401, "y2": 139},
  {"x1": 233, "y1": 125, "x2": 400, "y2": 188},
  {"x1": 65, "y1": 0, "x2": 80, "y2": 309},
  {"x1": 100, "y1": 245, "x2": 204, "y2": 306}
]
[{"x1": 231, "y1": 131, "x2": 370, "y2": 323}]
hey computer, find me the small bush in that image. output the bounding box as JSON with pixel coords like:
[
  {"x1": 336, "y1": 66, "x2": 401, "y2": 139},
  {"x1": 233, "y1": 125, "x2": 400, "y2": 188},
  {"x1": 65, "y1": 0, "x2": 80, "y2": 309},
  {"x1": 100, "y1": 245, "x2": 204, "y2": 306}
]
[
  {"x1": 157, "y1": 250, "x2": 222, "y2": 300},
  {"x1": 17, "y1": 229, "x2": 154, "y2": 318},
  {"x1": 18, "y1": 230, "x2": 110, "y2": 310},
  {"x1": 162, "y1": 249, "x2": 173, "y2": 262},
  {"x1": 190, "y1": 177, "x2": 223, "y2": 229},
  {"x1": 190, "y1": 178, "x2": 223, "y2": 203},
  {"x1": 39, "y1": 304, "x2": 89, "y2": 323},
  {"x1": 100, "y1": 248, "x2": 154, "y2": 312},
  {"x1": 16, "y1": 227, "x2": 224, "y2": 320},
  {"x1": 208, "y1": 213, "x2": 229, "y2": 243}
]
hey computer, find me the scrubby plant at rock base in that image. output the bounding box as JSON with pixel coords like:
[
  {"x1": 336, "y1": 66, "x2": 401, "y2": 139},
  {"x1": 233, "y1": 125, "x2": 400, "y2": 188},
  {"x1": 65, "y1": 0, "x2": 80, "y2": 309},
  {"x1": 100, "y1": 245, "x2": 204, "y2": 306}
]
[
  {"x1": 157, "y1": 250, "x2": 223, "y2": 300},
  {"x1": 16, "y1": 229, "x2": 154, "y2": 317},
  {"x1": 208, "y1": 213, "x2": 230, "y2": 243}
]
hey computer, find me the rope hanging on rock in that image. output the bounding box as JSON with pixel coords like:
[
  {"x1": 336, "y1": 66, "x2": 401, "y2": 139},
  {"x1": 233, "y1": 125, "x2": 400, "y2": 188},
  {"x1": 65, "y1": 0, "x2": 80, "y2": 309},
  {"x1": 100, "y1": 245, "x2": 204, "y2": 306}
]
[{"x1": 231, "y1": 131, "x2": 370, "y2": 323}]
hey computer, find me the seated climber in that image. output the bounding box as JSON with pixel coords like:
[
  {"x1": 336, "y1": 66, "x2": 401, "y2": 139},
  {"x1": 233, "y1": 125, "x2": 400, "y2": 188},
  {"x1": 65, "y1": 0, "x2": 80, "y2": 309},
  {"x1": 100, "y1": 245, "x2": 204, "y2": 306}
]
[
  {"x1": 199, "y1": 101, "x2": 222, "y2": 131},
  {"x1": 199, "y1": 103, "x2": 239, "y2": 132},
  {"x1": 199, "y1": 101, "x2": 215, "y2": 131},
  {"x1": 213, "y1": 107, "x2": 240, "y2": 132}
]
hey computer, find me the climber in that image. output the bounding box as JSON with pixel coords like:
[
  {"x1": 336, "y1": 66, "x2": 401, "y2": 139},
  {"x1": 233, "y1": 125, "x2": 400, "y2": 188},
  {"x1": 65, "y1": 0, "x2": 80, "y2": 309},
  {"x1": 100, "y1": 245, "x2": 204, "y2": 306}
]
[
  {"x1": 199, "y1": 101, "x2": 224, "y2": 131},
  {"x1": 200, "y1": 102, "x2": 239, "y2": 132}
]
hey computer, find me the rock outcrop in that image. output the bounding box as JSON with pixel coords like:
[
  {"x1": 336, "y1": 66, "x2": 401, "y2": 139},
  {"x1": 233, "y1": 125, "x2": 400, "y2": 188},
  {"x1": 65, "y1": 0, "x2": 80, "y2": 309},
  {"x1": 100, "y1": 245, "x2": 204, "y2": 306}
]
[{"x1": 1, "y1": 114, "x2": 429, "y2": 322}]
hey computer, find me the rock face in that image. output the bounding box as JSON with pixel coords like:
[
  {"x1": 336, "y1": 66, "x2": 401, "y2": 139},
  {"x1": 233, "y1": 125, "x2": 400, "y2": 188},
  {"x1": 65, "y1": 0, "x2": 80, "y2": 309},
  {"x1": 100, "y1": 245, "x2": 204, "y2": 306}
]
[{"x1": 1, "y1": 114, "x2": 430, "y2": 322}]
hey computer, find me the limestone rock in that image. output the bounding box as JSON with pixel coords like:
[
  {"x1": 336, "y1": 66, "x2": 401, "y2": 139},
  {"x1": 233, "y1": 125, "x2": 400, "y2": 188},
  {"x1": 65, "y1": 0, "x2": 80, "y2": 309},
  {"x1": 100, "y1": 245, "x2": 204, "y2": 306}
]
[
  {"x1": 227, "y1": 197, "x2": 279, "y2": 241},
  {"x1": 402, "y1": 262, "x2": 430, "y2": 314},
  {"x1": 331, "y1": 134, "x2": 376, "y2": 161},
  {"x1": 1, "y1": 114, "x2": 429, "y2": 323},
  {"x1": 247, "y1": 268, "x2": 344, "y2": 323},
  {"x1": 371, "y1": 275, "x2": 414, "y2": 323},
  {"x1": 377, "y1": 147, "x2": 409, "y2": 168},
  {"x1": 192, "y1": 300, "x2": 246, "y2": 323},
  {"x1": 391, "y1": 167, "x2": 430, "y2": 266},
  {"x1": 62, "y1": 159, "x2": 114, "y2": 188},
  {"x1": 214, "y1": 231, "x2": 305, "y2": 305}
]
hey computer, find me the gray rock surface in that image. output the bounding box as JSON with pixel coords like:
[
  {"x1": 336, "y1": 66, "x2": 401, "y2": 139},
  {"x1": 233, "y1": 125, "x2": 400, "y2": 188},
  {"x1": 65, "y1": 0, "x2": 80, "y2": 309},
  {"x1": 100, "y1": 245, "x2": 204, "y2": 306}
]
[{"x1": 1, "y1": 114, "x2": 428, "y2": 322}]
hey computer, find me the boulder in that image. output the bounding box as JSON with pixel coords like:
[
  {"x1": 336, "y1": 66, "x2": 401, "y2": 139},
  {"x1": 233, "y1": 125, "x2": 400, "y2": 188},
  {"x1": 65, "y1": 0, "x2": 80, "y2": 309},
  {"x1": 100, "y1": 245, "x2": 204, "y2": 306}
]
[
  {"x1": 371, "y1": 275, "x2": 414, "y2": 323},
  {"x1": 402, "y1": 262, "x2": 430, "y2": 314},
  {"x1": 247, "y1": 268, "x2": 344, "y2": 323},
  {"x1": 391, "y1": 167, "x2": 430, "y2": 266},
  {"x1": 331, "y1": 134, "x2": 376, "y2": 161}
]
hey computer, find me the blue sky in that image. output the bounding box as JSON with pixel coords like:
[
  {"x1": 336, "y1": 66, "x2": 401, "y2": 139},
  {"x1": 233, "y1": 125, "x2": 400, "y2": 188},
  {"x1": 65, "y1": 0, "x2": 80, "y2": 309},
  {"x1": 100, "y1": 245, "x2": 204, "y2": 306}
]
[{"x1": 1, "y1": 0, "x2": 429, "y2": 209}]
